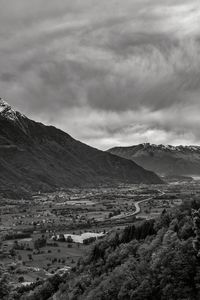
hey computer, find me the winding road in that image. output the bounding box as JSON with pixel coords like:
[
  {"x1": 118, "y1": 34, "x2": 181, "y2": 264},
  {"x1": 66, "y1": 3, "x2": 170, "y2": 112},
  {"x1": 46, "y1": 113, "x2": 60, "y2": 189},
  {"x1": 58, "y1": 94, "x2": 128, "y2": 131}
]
[{"x1": 111, "y1": 191, "x2": 165, "y2": 221}]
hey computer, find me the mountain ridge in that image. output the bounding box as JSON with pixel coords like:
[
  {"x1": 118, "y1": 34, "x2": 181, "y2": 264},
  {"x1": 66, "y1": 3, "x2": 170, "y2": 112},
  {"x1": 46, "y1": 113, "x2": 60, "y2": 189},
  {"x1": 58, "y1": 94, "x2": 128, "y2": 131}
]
[
  {"x1": 109, "y1": 143, "x2": 200, "y2": 152},
  {"x1": 108, "y1": 143, "x2": 200, "y2": 177},
  {"x1": 0, "y1": 100, "x2": 162, "y2": 196}
]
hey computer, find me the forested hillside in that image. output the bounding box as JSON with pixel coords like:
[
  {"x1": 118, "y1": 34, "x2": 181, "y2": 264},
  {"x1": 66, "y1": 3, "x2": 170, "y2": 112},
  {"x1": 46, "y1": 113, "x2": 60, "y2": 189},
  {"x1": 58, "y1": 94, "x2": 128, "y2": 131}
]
[
  {"x1": 53, "y1": 201, "x2": 200, "y2": 300},
  {"x1": 2, "y1": 200, "x2": 200, "y2": 300}
]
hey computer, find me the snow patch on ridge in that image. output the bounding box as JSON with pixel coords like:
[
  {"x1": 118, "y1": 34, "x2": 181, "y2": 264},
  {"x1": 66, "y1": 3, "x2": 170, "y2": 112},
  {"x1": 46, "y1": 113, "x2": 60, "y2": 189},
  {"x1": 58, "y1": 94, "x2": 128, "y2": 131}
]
[
  {"x1": 140, "y1": 143, "x2": 200, "y2": 153},
  {"x1": 0, "y1": 98, "x2": 26, "y2": 121}
]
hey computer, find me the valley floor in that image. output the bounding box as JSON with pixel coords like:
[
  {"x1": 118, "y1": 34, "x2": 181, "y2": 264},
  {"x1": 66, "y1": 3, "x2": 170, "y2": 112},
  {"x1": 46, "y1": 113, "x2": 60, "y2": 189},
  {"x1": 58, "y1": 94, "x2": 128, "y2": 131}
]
[{"x1": 0, "y1": 179, "x2": 200, "y2": 294}]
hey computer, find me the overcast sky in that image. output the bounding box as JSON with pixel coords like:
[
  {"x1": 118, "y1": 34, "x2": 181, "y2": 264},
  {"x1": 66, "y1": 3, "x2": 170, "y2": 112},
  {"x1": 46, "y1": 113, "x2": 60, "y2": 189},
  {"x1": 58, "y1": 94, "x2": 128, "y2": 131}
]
[{"x1": 0, "y1": 0, "x2": 200, "y2": 149}]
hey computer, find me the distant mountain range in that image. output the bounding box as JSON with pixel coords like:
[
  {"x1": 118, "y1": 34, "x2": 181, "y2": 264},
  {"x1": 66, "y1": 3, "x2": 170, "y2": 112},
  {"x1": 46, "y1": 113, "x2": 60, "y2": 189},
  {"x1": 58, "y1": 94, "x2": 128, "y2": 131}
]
[
  {"x1": 108, "y1": 143, "x2": 200, "y2": 177},
  {"x1": 0, "y1": 99, "x2": 162, "y2": 196}
]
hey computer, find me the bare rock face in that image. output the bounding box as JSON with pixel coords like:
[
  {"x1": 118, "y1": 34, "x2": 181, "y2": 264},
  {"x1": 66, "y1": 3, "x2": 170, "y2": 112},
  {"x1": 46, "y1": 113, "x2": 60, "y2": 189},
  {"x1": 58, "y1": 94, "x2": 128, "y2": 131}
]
[{"x1": 0, "y1": 100, "x2": 162, "y2": 195}]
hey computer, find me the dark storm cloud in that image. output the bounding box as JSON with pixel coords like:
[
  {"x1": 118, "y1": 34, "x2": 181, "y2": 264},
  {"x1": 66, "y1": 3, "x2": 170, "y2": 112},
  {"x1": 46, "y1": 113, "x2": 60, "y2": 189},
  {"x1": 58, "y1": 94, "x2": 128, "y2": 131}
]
[{"x1": 0, "y1": 0, "x2": 200, "y2": 149}]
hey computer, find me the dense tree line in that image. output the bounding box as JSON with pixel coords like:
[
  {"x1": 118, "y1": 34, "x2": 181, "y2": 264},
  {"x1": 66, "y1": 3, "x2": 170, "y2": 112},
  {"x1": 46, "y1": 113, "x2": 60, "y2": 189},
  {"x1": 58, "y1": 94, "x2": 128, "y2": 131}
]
[{"x1": 54, "y1": 199, "x2": 200, "y2": 300}]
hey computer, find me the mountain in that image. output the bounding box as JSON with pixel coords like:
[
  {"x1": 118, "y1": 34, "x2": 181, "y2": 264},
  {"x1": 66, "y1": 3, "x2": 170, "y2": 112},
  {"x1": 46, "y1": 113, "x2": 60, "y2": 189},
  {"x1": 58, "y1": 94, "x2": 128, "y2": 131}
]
[
  {"x1": 0, "y1": 100, "x2": 162, "y2": 195},
  {"x1": 108, "y1": 143, "x2": 200, "y2": 177}
]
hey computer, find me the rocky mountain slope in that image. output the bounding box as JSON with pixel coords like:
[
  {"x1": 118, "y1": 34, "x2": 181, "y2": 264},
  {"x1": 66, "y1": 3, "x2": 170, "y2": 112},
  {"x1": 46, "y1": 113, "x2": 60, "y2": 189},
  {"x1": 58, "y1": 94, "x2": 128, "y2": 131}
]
[
  {"x1": 0, "y1": 100, "x2": 162, "y2": 195},
  {"x1": 108, "y1": 143, "x2": 200, "y2": 177}
]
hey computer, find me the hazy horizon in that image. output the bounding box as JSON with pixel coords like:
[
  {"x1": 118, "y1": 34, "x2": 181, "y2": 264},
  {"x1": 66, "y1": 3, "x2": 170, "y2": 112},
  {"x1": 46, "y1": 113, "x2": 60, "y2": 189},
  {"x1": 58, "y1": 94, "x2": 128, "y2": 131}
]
[{"x1": 1, "y1": 0, "x2": 200, "y2": 150}]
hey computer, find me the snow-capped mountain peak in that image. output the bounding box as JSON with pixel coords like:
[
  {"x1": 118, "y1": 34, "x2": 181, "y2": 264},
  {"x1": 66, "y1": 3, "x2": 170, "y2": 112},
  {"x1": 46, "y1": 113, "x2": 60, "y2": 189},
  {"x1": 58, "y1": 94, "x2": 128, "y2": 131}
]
[
  {"x1": 0, "y1": 98, "x2": 11, "y2": 111},
  {"x1": 0, "y1": 98, "x2": 25, "y2": 121}
]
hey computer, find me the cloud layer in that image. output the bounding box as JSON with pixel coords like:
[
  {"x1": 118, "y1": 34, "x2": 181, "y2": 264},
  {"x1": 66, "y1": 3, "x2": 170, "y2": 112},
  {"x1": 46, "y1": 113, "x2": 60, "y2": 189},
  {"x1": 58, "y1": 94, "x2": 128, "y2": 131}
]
[{"x1": 0, "y1": 0, "x2": 200, "y2": 149}]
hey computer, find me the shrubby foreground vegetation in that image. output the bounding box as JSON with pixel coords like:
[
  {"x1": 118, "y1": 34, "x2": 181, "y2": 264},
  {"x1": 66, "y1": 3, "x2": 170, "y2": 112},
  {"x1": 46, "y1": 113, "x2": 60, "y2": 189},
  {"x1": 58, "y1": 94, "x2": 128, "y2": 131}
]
[{"x1": 2, "y1": 199, "x2": 200, "y2": 300}]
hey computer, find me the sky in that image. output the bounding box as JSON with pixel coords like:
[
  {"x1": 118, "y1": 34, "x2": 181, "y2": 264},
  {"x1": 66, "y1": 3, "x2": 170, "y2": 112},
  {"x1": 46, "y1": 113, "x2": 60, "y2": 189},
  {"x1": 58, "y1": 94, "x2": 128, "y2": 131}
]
[{"x1": 0, "y1": 0, "x2": 200, "y2": 149}]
